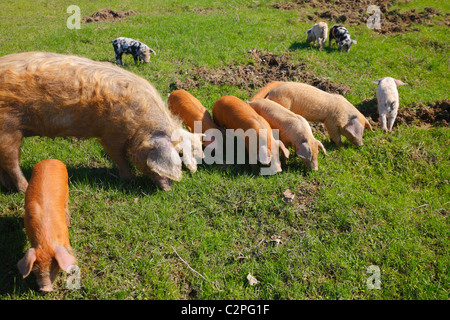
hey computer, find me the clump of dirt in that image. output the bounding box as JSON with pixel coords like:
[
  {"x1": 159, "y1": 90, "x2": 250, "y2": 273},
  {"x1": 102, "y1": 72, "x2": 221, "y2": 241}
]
[
  {"x1": 374, "y1": 6, "x2": 448, "y2": 34},
  {"x1": 82, "y1": 8, "x2": 137, "y2": 23},
  {"x1": 359, "y1": 98, "x2": 449, "y2": 127},
  {"x1": 170, "y1": 48, "x2": 350, "y2": 96},
  {"x1": 274, "y1": 0, "x2": 449, "y2": 34}
]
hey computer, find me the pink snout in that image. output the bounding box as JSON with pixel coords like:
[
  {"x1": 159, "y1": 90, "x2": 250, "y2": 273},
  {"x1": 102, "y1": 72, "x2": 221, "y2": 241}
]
[{"x1": 39, "y1": 285, "x2": 53, "y2": 292}]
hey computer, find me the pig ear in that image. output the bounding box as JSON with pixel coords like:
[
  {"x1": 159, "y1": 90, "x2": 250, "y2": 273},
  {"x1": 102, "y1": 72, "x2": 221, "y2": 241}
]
[
  {"x1": 317, "y1": 140, "x2": 327, "y2": 155},
  {"x1": 17, "y1": 248, "x2": 36, "y2": 278},
  {"x1": 54, "y1": 246, "x2": 77, "y2": 272},
  {"x1": 394, "y1": 79, "x2": 407, "y2": 86},
  {"x1": 352, "y1": 40, "x2": 357, "y2": 44},
  {"x1": 345, "y1": 118, "x2": 364, "y2": 141},
  {"x1": 296, "y1": 141, "x2": 312, "y2": 161},
  {"x1": 372, "y1": 79, "x2": 382, "y2": 85},
  {"x1": 278, "y1": 140, "x2": 290, "y2": 159},
  {"x1": 147, "y1": 136, "x2": 183, "y2": 182},
  {"x1": 305, "y1": 29, "x2": 311, "y2": 34}
]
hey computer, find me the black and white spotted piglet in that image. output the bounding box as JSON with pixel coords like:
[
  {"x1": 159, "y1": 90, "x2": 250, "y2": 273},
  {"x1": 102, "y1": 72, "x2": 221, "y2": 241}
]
[
  {"x1": 112, "y1": 37, "x2": 156, "y2": 65},
  {"x1": 328, "y1": 25, "x2": 357, "y2": 52}
]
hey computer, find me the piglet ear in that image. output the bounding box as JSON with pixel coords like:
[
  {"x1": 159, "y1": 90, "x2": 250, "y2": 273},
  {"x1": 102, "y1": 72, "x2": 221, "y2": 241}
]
[
  {"x1": 54, "y1": 246, "x2": 77, "y2": 273},
  {"x1": 352, "y1": 40, "x2": 357, "y2": 44},
  {"x1": 296, "y1": 141, "x2": 312, "y2": 161},
  {"x1": 394, "y1": 79, "x2": 407, "y2": 86},
  {"x1": 175, "y1": 130, "x2": 203, "y2": 173},
  {"x1": 258, "y1": 145, "x2": 272, "y2": 165},
  {"x1": 17, "y1": 248, "x2": 36, "y2": 278},
  {"x1": 278, "y1": 140, "x2": 290, "y2": 159},
  {"x1": 372, "y1": 79, "x2": 382, "y2": 85},
  {"x1": 317, "y1": 140, "x2": 327, "y2": 155},
  {"x1": 364, "y1": 118, "x2": 374, "y2": 132}
]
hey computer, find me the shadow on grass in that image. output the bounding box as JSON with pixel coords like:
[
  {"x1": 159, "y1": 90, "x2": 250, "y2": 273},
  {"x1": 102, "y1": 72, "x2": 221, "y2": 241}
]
[
  {"x1": 289, "y1": 41, "x2": 337, "y2": 53},
  {"x1": 0, "y1": 216, "x2": 31, "y2": 295},
  {"x1": 289, "y1": 41, "x2": 311, "y2": 51},
  {"x1": 65, "y1": 166, "x2": 160, "y2": 195},
  {"x1": 356, "y1": 97, "x2": 379, "y2": 121}
]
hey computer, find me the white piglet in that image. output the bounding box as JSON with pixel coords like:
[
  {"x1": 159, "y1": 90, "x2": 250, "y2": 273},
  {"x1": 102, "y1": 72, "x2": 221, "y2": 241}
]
[
  {"x1": 373, "y1": 77, "x2": 407, "y2": 132},
  {"x1": 305, "y1": 22, "x2": 328, "y2": 51}
]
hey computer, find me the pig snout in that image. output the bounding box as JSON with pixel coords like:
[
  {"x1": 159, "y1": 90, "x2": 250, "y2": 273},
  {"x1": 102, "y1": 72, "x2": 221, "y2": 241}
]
[
  {"x1": 150, "y1": 172, "x2": 173, "y2": 191},
  {"x1": 39, "y1": 285, "x2": 53, "y2": 292},
  {"x1": 35, "y1": 272, "x2": 54, "y2": 292}
]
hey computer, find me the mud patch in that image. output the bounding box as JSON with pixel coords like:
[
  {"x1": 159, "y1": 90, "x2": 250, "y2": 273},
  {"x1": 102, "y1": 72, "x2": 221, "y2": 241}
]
[
  {"x1": 82, "y1": 8, "x2": 137, "y2": 23},
  {"x1": 274, "y1": 0, "x2": 449, "y2": 34},
  {"x1": 170, "y1": 48, "x2": 349, "y2": 96},
  {"x1": 359, "y1": 98, "x2": 449, "y2": 127}
]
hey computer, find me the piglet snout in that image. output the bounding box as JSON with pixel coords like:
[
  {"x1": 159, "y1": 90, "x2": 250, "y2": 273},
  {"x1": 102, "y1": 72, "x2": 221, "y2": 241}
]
[{"x1": 39, "y1": 285, "x2": 53, "y2": 292}]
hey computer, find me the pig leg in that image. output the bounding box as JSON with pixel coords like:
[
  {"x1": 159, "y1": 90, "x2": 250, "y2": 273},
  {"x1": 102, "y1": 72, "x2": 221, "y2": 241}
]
[
  {"x1": 317, "y1": 37, "x2": 324, "y2": 50},
  {"x1": 0, "y1": 132, "x2": 28, "y2": 193},
  {"x1": 0, "y1": 168, "x2": 16, "y2": 191},
  {"x1": 0, "y1": 156, "x2": 28, "y2": 193},
  {"x1": 99, "y1": 141, "x2": 132, "y2": 180},
  {"x1": 115, "y1": 52, "x2": 123, "y2": 65},
  {"x1": 387, "y1": 111, "x2": 397, "y2": 131},
  {"x1": 379, "y1": 113, "x2": 388, "y2": 132},
  {"x1": 324, "y1": 121, "x2": 342, "y2": 147}
]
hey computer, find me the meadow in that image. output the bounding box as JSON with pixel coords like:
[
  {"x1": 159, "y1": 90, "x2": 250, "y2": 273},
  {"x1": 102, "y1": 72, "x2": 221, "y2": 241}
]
[{"x1": 0, "y1": 0, "x2": 448, "y2": 300}]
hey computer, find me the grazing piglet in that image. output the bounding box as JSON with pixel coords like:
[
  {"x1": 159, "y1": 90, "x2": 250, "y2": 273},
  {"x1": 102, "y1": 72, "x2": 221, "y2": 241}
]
[
  {"x1": 266, "y1": 82, "x2": 373, "y2": 147},
  {"x1": 305, "y1": 22, "x2": 328, "y2": 51},
  {"x1": 0, "y1": 52, "x2": 201, "y2": 193},
  {"x1": 212, "y1": 95, "x2": 289, "y2": 172},
  {"x1": 372, "y1": 77, "x2": 407, "y2": 132},
  {"x1": 329, "y1": 25, "x2": 357, "y2": 52},
  {"x1": 249, "y1": 81, "x2": 284, "y2": 102},
  {"x1": 249, "y1": 99, "x2": 326, "y2": 170},
  {"x1": 112, "y1": 37, "x2": 156, "y2": 65},
  {"x1": 168, "y1": 89, "x2": 224, "y2": 146},
  {"x1": 17, "y1": 159, "x2": 76, "y2": 292}
]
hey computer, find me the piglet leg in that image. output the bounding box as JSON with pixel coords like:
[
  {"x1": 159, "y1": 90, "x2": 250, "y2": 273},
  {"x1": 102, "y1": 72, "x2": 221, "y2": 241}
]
[{"x1": 379, "y1": 113, "x2": 388, "y2": 132}]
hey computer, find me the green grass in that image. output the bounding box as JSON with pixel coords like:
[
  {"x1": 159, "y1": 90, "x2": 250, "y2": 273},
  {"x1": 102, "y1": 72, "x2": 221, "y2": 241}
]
[{"x1": 0, "y1": 0, "x2": 448, "y2": 300}]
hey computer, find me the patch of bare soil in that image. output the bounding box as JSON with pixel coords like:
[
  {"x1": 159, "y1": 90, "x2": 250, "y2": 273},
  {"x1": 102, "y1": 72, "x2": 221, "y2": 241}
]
[
  {"x1": 274, "y1": 0, "x2": 449, "y2": 34},
  {"x1": 170, "y1": 48, "x2": 350, "y2": 96},
  {"x1": 284, "y1": 180, "x2": 320, "y2": 217},
  {"x1": 359, "y1": 98, "x2": 449, "y2": 127},
  {"x1": 82, "y1": 8, "x2": 137, "y2": 23}
]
